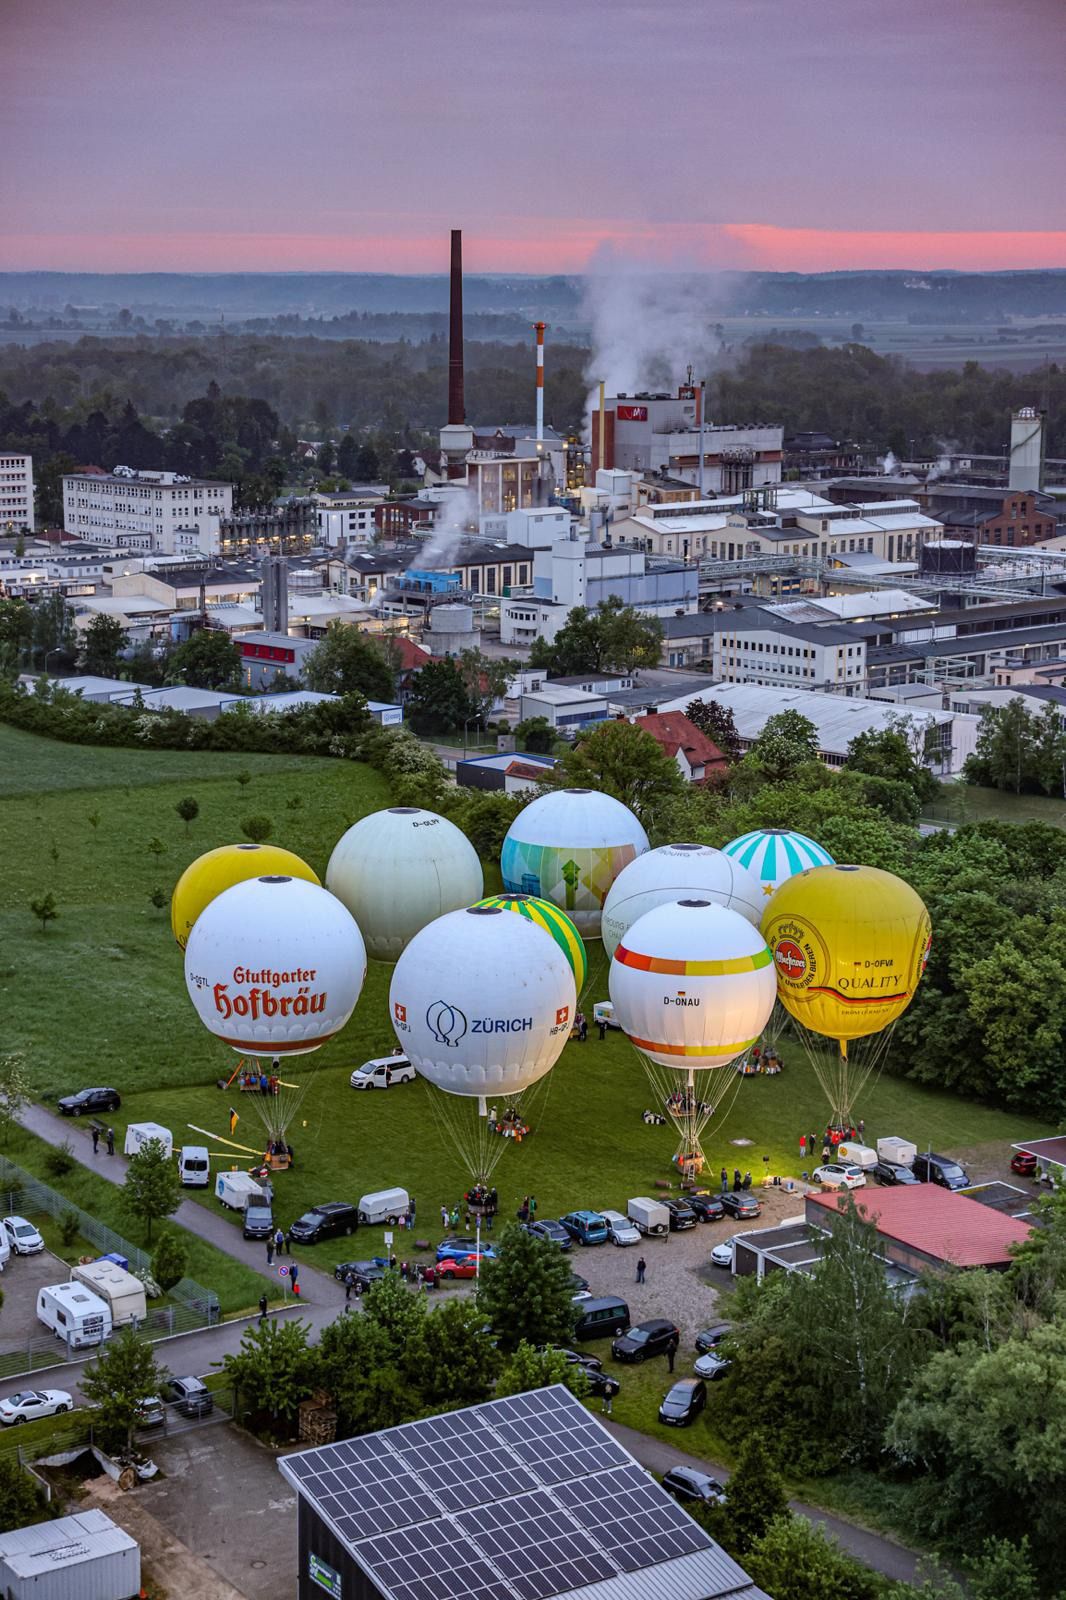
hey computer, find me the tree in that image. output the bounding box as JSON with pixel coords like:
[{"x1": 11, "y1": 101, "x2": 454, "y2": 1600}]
[
  {"x1": 496, "y1": 1342, "x2": 580, "y2": 1398},
  {"x1": 337, "y1": 433, "x2": 359, "y2": 479},
  {"x1": 966, "y1": 698, "x2": 1038, "y2": 794},
  {"x1": 169, "y1": 629, "x2": 242, "y2": 691},
  {"x1": 406, "y1": 658, "x2": 475, "y2": 734},
  {"x1": 477, "y1": 1224, "x2": 580, "y2": 1353},
  {"x1": 32, "y1": 591, "x2": 75, "y2": 669},
  {"x1": 529, "y1": 598, "x2": 662, "y2": 676},
  {"x1": 123, "y1": 1137, "x2": 180, "y2": 1241},
  {"x1": 304, "y1": 623, "x2": 394, "y2": 702},
  {"x1": 407, "y1": 1297, "x2": 499, "y2": 1409},
  {"x1": 147, "y1": 887, "x2": 167, "y2": 913},
  {"x1": 316, "y1": 438, "x2": 335, "y2": 476},
  {"x1": 175, "y1": 796, "x2": 199, "y2": 834},
  {"x1": 222, "y1": 1316, "x2": 318, "y2": 1434},
  {"x1": 151, "y1": 1229, "x2": 188, "y2": 1291},
  {"x1": 0, "y1": 598, "x2": 36, "y2": 675},
  {"x1": 557, "y1": 719, "x2": 683, "y2": 825},
  {"x1": 240, "y1": 814, "x2": 273, "y2": 843},
  {"x1": 147, "y1": 835, "x2": 166, "y2": 860},
  {"x1": 0, "y1": 1456, "x2": 47, "y2": 1533},
  {"x1": 354, "y1": 441, "x2": 380, "y2": 481},
  {"x1": 29, "y1": 892, "x2": 58, "y2": 933},
  {"x1": 708, "y1": 1434, "x2": 789, "y2": 1555},
  {"x1": 845, "y1": 720, "x2": 938, "y2": 804},
  {"x1": 516, "y1": 716, "x2": 555, "y2": 754},
  {"x1": 685, "y1": 697, "x2": 741, "y2": 761},
  {"x1": 457, "y1": 648, "x2": 517, "y2": 725},
  {"x1": 81, "y1": 1327, "x2": 168, "y2": 1453},
  {"x1": 744, "y1": 1515, "x2": 880, "y2": 1600},
  {"x1": 79, "y1": 614, "x2": 128, "y2": 678},
  {"x1": 0, "y1": 1055, "x2": 29, "y2": 1147},
  {"x1": 744, "y1": 709, "x2": 820, "y2": 782}
]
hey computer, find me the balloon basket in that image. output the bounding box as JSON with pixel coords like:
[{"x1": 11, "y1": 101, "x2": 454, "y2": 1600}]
[{"x1": 265, "y1": 1153, "x2": 291, "y2": 1171}]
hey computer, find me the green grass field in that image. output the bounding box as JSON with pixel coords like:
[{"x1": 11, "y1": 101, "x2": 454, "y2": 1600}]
[{"x1": 923, "y1": 781, "x2": 1066, "y2": 830}]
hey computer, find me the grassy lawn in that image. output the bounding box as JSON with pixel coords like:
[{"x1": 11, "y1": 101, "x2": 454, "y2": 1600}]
[{"x1": 923, "y1": 781, "x2": 1066, "y2": 830}]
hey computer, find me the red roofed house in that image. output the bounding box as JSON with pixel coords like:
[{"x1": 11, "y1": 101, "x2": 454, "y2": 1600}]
[
  {"x1": 806, "y1": 1184, "x2": 1032, "y2": 1273},
  {"x1": 633, "y1": 711, "x2": 728, "y2": 785}
]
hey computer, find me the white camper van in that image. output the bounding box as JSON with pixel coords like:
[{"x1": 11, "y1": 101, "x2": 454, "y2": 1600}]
[
  {"x1": 124, "y1": 1122, "x2": 173, "y2": 1159},
  {"x1": 178, "y1": 1146, "x2": 211, "y2": 1187},
  {"x1": 215, "y1": 1171, "x2": 266, "y2": 1211},
  {"x1": 71, "y1": 1261, "x2": 147, "y2": 1328},
  {"x1": 37, "y1": 1283, "x2": 112, "y2": 1347},
  {"x1": 357, "y1": 1188, "x2": 410, "y2": 1226}
]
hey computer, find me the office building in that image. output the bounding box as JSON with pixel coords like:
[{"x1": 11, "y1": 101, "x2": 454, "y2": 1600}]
[
  {"x1": 0, "y1": 453, "x2": 34, "y2": 532},
  {"x1": 62, "y1": 468, "x2": 233, "y2": 556}
]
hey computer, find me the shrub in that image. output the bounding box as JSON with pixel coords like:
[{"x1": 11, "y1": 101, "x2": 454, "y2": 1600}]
[
  {"x1": 57, "y1": 1208, "x2": 81, "y2": 1247},
  {"x1": 45, "y1": 1141, "x2": 75, "y2": 1178}
]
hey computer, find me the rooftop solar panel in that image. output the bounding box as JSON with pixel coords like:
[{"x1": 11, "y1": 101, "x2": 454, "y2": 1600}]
[
  {"x1": 289, "y1": 1434, "x2": 439, "y2": 1541},
  {"x1": 455, "y1": 1490, "x2": 616, "y2": 1600},
  {"x1": 488, "y1": 1389, "x2": 629, "y2": 1485},
  {"x1": 388, "y1": 1413, "x2": 538, "y2": 1512},
  {"x1": 359, "y1": 1521, "x2": 513, "y2": 1600},
  {"x1": 555, "y1": 1465, "x2": 712, "y2": 1572}
]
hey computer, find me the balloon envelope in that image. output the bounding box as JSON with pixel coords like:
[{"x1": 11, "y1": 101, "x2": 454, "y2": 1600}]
[
  {"x1": 184, "y1": 875, "x2": 366, "y2": 1055},
  {"x1": 501, "y1": 788, "x2": 649, "y2": 937},
  {"x1": 761, "y1": 864, "x2": 931, "y2": 1043},
  {"x1": 390, "y1": 907, "x2": 576, "y2": 1097},
  {"x1": 475, "y1": 894, "x2": 587, "y2": 993},
  {"x1": 601, "y1": 843, "x2": 762, "y2": 960},
  {"x1": 723, "y1": 829, "x2": 834, "y2": 899},
  {"x1": 609, "y1": 899, "x2": 776, "y2": 1069},
  {"x1": 326, "y1": 807, "x2": 484, "y2": 959},
  {"x1": 171, "y1": 844, "x2": 319, "y2": 949}
]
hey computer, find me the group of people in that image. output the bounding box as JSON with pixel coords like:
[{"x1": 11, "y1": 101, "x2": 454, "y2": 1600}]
[
  {"x1": 738, "y1": 1045, "x2": 783, "y2": 1077},
  {"x1": 238, "y1": 1069, "x2": 281, "y2": 1095},
  {"x1": 488, "y1": 1106, "x2": 530, "y2": 1140},
  {"x1": 516, "y1": 1195, "x2": 538, "y2": 1225},
  {"x1": 441, "y1": 1189, "x2": 497, "y2": 1231},
  {"x1": 90, "y1": 1125, "x2": 115, "y2": 1156},
  {"x1": 720, "y1": 1167, "x2": 753, "y2": 1192},
  {"x1": 801, "y1": 1120, "x2": 865, "y2": 1164}
]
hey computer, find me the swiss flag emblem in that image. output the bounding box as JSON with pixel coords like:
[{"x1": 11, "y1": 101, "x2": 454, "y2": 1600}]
[
  {"x1": 556, "y1": 1006, "x2": 570, "y2": 1026},
  {"x1": 394, "y1": 1002, "x2": 407, "y2": 1023}
]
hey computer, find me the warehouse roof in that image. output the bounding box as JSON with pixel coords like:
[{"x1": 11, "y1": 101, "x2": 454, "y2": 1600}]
[
  {"x1": 808, "y1": 1186, "x2": 1032, "y2": 1268},
  {"x1": 0, "y1": 1509, "x2": 137, "y2": 1576},
  {"x1": 653, "y1": 681, "x2": 960, "y2": 753}
]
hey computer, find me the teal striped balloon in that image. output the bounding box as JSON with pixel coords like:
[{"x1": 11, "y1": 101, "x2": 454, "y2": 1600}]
[{"x1": 723, "y1": 829, "x2": 834, "y2": 902}]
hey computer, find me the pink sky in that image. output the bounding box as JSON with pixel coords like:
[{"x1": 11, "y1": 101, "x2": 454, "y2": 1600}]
[{"x1": 2, "y1": 0, "x2": 1063, "y2": 276}]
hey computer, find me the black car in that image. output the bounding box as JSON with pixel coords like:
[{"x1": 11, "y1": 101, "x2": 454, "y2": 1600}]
[
  {"x1": 720, "y1": 1192, "x2": 761, "y2": 1220},
  {"x1": 525, "y1": 1219, "x2": 572, "y2": 1251},
  {"x1": 694, "y1": 1322, "x2": 732, "y2": 1355},
  {"x1": 659, "y1": 1378, "x2": 706, "y2": 1427},
  {"x1": 663, "y1": 1199, "x2": 697, "y2": 1232},
  {"x1": 58, "y1": 1087, "x2": 121, "y2": 1117},
  {"x1": 611, "y1": 1318, "x2": 680, "y2": 1364},
  {"x1": 873, "y1": 1160, "x2": 920, "y2": 1187},
  {"x1": 166, "y1": 1376, "x2": 213, "y2": 1418},
  {"x1": 242, "y1": 1205, "x2": 274, "y2": 1240},
  {"x1": 288, "y1": 1202, "x2": 359, "y2": 1244},
  {"x1": 912, "y1": 1152, "x2": 971, "y2": 1192},
  {"x1": 554, "y1": 1349, "x2": 620, "y2": 1400},
  {"x1": 569, "y1": 1271, "x2": 590, "y2": 1294},
  {"x1": 334, "y1": 1259, "x2": 387, "y2": 1291},
  {"x1": 662, "y1": 1466, "x2": 727, "y2": 1506},
  {"x1": 688, "y1": 1193, "x2": 725, "y2": 1223}
]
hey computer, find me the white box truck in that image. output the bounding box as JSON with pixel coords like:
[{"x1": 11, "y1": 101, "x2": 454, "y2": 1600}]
[
  {"x1": 357, "y1": 1187, "x2": 410, "y2": 1226},
  {"x1": 71, "y1": 1261, "x2": 147, "y2": 1328},
  {"x1": 877, "y1": 1137, "x2": 917, "y2": 1167},
  {"x1": 178, "y1": 1146, "x2": 211, "y2": 1187},
  {"x1": 37, "y1": 1282, "x2": 112, "y2": 1347},
  {"x1": 836, "y1": 1143, "x2": 879, "y2": 1169},
  {"x1": 215, "y1": 1171, "x2": 266, "y2": 1210},
  {"x1": 123, "y1": 1121, "x2": 173, "y2": 1159},
  {"x1": 627, "y1": 1197, "x2": 670, "y2": 1238}
]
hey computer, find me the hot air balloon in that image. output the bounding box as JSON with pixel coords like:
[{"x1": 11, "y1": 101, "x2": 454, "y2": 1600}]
[
  {"x1": 501, "y1": 789, "x2": 649, "y2": 938},
  {"x1": 171, "y1": 844, "x2": 319, "y2": 950},
  {"x1": 723, "y1": 829, "x2": 834, "y2": 901},
  {"x1": 185, "y1": 875, "x2": 367, "y2": 1155},
  {"x1": 474, "y1": 894, "x2": 587, "y2": 994},
  {"x1": 389, "y1": 906, "x2": 576, "y2": 1181},
  {"x1": 600, "y1": 843, "x2": 762, "y2": 961},
  {"x1": 609, "y1": 899, "x2": 777, "y2": 1167},
  {"x1": 326, "y1": 807, "x2": 483, "y2": 959},
  {"x1": 762, "y1": 864, "x2": 931, "y2": 1131}
]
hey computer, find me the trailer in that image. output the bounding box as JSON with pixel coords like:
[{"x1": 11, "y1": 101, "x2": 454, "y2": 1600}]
[
  {"x1": 71, "y1": 1261, "x2": 147, "y2": 1328},
  {"x1": 215, "y1": 1171, "x2": 266, "y2": 1210},
  {"x1": 124, "y1": 1121, "x2": 173, "y2": 1158}
]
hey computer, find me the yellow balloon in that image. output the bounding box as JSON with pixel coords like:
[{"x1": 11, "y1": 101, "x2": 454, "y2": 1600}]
[
  {"x1": 171, "y1": 844, "x2": 320, "y2": 949},
  {"x1": 761, "y1": 864, "x2": 930, "y2": 1044}
]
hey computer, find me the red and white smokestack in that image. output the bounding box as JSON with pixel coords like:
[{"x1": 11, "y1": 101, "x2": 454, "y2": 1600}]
[{"x1": 533, "y1": 321, "x2": 546, "y2": 446}]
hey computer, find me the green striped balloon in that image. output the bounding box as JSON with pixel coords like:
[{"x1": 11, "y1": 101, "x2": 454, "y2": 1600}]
[
  {"x1": 723, "y1": 829, "x2": 834, "y2": 900},
  {"x1": 475, "y1": 893, "x2": 587, "y2": 993}
]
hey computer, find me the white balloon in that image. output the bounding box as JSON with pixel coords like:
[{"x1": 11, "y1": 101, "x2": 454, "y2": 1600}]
[
  {"x1": 609, "y1": 898, "x2": 776, "y2": 1070},
  {"x1": 326, "y1": 807, "x2": 484, "y2": 960},
  {"x1": 185, "y1": 876, "x2": 366, "y2": 1055},
  {"x1": 501, "y1": 788, "x2": 649, "y2": 938},
  {"x1": 600, "y1": 843, "x2": 763, "y2": 959},
  {"x1": 389, "y1": 907, "x2": 576, "y2": 1097}
]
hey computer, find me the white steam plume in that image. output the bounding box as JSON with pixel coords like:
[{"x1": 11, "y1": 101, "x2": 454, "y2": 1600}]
[
  {"x1": 408, "y1": 488, "x2": 479, "y2": 572},
  {"x1": 880, "y1": 450, "x2": 899, "y2": 475}
]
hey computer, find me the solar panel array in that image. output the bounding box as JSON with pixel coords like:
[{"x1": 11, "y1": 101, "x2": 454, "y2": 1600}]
[{"x1": 284, "y1": 1386, "x2": 715, "y2": 1600}]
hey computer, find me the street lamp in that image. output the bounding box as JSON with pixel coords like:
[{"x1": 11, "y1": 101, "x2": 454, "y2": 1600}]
[{"x1": 43, "y1": 647, "x2": 64, "y2": 677}]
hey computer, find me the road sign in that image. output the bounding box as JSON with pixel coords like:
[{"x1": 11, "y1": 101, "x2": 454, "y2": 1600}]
[
  {"x1": 383, "y1": 1231, "x2": 393, "y2": 1246},
  {"x1": 277, "y1": 1265, "x2": 289, "y2": 1276}
]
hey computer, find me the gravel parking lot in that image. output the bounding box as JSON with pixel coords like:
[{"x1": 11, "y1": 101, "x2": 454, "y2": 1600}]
[{"x1": 0, "y1": 1247, "x2": 71, "y2": 1348}]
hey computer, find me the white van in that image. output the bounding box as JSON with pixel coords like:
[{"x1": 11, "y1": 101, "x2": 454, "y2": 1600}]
[
  {"x1": 358, "y1": 1187, "x2": 410, "y2": 1226},
  {"x1": 216, "y1": 1171, "x2": 266, "y2": 1210},
  {"x1": 0, "y1": 1228, "x2": 9, "y2": 1273},
  {"x1": 37, "y1": 1283, "x2": 112, "y2": 1348},
  {"x1": 178, "y1": 1146, "x2": 211, "y2": 1187},
  {"x1": 601, "y1": 1209, "x2": 641, "y2": 1247},
  {"x1": 71, "y1": 1262, "x2": 147, "y2": 1328},
  {"x1": 350, "y1": 1055, "x2": 415, "y2": 1090},
  {"x1": 124, "y1": 1121, "x2": 173, "y2": 1159}
]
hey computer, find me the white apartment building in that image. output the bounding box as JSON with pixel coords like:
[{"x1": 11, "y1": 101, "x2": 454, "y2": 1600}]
[
  {"x1": 0, "y1": 454, "x2": 35, "y2": 532},
  {"x1": 314, "y1": 487, "x2": 387, "y2": 550},
  {"x1": 659, "y1": 606, "x2": 868, "y2": 689},
  {"x1": 62, "y1": 469, "x2": 233, "y2": 556},
  {"x1": 611, "y1": 494, "x2": 942, "y2": 565}
]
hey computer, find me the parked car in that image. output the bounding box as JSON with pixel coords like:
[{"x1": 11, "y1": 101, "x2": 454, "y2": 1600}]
[
  {"x1": 350, "y1": 1055, "x2": 415, "y2": 1089},
  {"x1": 2, "y1": 1217, "x2": 43, "y2": 1255},
  {"x1": 687, "y1": 1193, "x2": 725, "y2": 1223},
  {"x1": 720, "y1": 1193, "x2": 761, "y2": 1220},
  {"x1": 334, "y1": 1260, "x2": 387, "y2": 1291},
  {"x1": 166, "y1": 1377, "x2": 213, "y2": 1418},
  {"x1": 658, "y1": 1378, "x2": 706, "y2": 1427},
  {"x1": 436, "y1": 1237, "x2": 497, "y2": 1263},
  {"x1": 525, "y1": 1219, "x2": 572, "y2": 1251},
  {"x1": 873, "y1": 1160, "x2": 920, "y2": 1187},
  {"x1": 710, "y1": 1240, "x2": 735, "y2": 1270},
  {"x1": 662, "y1": 1466, "x2": 727, "y2": 1506},
  {"x1": 429, "y1": 1255, "x2": 480, "y2": 1281},
  {"x1": 912, "y1": 1152, "x2": 971, "y2": 1192},
  {"x1": 559, "y1": 1211, "x2": 609, "y2": 1246},
  {"x1": 568, "y1": 1270, "x2": 590, "y2": 1294},
  {"x1": 600, "y1": 1209, "x2": 641, "y2": 1247},
  {"x1": 57, "y1": 1087, "x2": 121, "y2": 1117},
  {"x1": 813, "y1": 1163, "x2": 867, "y2": 1191},
  {"x1": 694, "y1": 1322, "x2": 732, "y2": 1355},
  {"x1": 663, "y1": 1199, "x2": 697, "y2": 1232},
  {"x1": 288, "y1": 1202, "x2": 360, "y2": 1244},
  {"x1": 611, "y1": 1318, "x2": 680, "y2": 1364},
  {"x1": 136, "y1": 1395, "x2": 165, "y2": 1429},
  {"x1": 694, "y1": 1352, "x2": 732, "y2": 1382},
  {"x1": 0, "y1": 1389, "x2": 73, "y2": 1426},
  {"x1": 1011, "y1": 1150, "x2": 1038, "y2": 1177},
  {"x1": 554, "y1": 1349, "x2": 620, "y2": 1400},
  {"x1": 242, "y1": 1204, "x2": 274, "y2": 1240}
]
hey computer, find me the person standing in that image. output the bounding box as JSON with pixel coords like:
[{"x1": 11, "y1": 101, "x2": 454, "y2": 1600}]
[
  {"x1": 529, "y1": 1196, "x2": 537, "y2": 1218},
  {"x1": 857, "y1": 1118, "x2": 865, "y2": 1141},
  {"x1": 289, "y1": 1259, "x2": 299, "y2": 1295},
  {"x1": 720, "y1": 1166, "x2": 728, "y2": 1194},
  {"x1": 105, "y1": 1127, "x2": 115, "y2": 1156},
  {"x1": 578, "y1": 1015, "x2": 588, "y2": 1043},
  {"x1": 266, "y1": 1237, "x2": 274, "y2": 1266},
  {"x1": 344, "y1": 1273, "x2": 353, "y2": 1304},
  {"x1": 597, "y1": 1018, "x2": 607, "y2": 1041},
  {"x1": 733, "y1": 1168, "x2": 741, "y2": 1191},
  {"x1": 410, "y1": 1196, "x2": 416, "y2": 1224},
  {"x1": 799, "y1": 1134, "x2": 807, "y2": 1160},
  {"x1": 667, "y1": 1334, "x2": 678, "y2": 1373},
  {"x1": 274, "y1": 1226, "x2": 285, "y2": 1257},
  {"x1": 809, "y1": 1133, "x2": 817, "y2": 1162},
  {"x1": 258, "y1": 1293, "x2": 268, "y2": 1322},
  {"x1": 91, "y1": 1126, "x2": 100, "y2": 1155},
  {"x1": 636, "y1": 1256, "x2": 647, "y2": 1285},
  {"x1": 602, "y1": 1387, "x2": 613, "y2": 1416},
  {"x1": 440, "y1": 1204, "x2": 449, "y2": 1229}
]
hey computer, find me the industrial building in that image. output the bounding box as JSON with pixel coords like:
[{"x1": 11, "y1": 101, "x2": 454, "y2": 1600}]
[
  {"x1": 455, "y1": 750, "x2": 557, "y2": 793},
  {"x1": 589, "y1": 383, "x2": 783, "y2": 494},
  {"x1": 62, "y1": 468, "x2": 233, "y2": 556},
  {"x1": 0, "y1": 452, "x2": 35, "y2": 532},
  {"x1": 0, "y1": 1509, "x2": 139, "y2": 1600}
]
